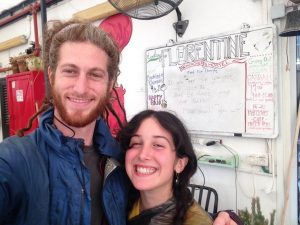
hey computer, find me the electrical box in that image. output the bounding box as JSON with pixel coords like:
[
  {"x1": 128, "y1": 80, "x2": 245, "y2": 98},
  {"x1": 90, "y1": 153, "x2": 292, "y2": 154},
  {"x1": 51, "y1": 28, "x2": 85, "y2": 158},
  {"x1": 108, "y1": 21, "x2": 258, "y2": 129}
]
[
  {"x1": 198, "y1": 154, "x2": 239, "y2": 169},
  {"x1": 6, "y1": 71, "x2": 45, "y2": 136}
]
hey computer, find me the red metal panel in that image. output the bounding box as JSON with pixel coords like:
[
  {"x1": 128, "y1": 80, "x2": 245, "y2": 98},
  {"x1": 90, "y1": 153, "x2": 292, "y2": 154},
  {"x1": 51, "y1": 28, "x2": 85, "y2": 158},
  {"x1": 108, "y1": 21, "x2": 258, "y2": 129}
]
[{"x1": 6, "y1": 71, "x2": 45, "y2": 136}]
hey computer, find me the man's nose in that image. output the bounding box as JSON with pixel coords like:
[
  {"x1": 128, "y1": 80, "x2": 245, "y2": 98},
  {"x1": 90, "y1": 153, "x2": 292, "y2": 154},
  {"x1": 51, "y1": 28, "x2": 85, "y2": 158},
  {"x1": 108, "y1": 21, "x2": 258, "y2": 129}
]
[{"x1": 74, "y1": 73, "x2": 88, "y2": 93}]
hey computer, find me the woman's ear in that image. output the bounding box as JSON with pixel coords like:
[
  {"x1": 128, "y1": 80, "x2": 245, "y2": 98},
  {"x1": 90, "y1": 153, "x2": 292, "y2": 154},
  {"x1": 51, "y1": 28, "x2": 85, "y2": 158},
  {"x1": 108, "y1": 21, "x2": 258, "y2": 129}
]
[{"x1": 175, "y1": 157, "x2": 188, "y2": 173}]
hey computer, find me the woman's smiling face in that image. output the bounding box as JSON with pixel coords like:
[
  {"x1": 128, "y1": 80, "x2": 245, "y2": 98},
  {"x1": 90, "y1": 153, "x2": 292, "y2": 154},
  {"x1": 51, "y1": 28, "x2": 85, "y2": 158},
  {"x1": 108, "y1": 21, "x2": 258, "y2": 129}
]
[{"x1": 125, "y1": 117, "x2": 185, "y2": 196}]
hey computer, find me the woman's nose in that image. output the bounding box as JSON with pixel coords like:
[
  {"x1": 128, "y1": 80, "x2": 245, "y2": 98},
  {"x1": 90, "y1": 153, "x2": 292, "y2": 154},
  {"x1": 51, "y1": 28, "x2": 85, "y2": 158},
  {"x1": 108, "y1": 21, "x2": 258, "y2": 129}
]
[{"x1": 138, "y1": 145, "x2": 152, "y2": 160}]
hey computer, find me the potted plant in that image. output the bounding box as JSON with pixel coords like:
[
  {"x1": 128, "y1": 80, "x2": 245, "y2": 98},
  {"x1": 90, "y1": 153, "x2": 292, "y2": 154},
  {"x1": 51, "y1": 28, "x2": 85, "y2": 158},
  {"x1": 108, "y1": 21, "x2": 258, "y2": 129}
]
[
  {"x1": 26, "y1": 56, "x2": 43, "y2": 71},
  {"x1": 238, "y1": 197, "x2": 276, "y2": 225}
]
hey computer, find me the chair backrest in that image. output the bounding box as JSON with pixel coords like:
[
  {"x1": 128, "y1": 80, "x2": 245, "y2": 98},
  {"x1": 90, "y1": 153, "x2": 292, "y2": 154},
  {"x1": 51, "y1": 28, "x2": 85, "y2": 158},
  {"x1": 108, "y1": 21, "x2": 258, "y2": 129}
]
[{"x1": 188, "y1": 183, "x2": 218, "y2": 214}]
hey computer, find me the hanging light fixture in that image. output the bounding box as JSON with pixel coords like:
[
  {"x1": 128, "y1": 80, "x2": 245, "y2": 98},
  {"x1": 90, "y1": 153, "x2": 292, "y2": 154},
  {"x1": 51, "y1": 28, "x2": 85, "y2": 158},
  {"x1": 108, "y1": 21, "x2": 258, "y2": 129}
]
[{"x1": 279, "y1": 0, "x2": 300, "y2": 37}]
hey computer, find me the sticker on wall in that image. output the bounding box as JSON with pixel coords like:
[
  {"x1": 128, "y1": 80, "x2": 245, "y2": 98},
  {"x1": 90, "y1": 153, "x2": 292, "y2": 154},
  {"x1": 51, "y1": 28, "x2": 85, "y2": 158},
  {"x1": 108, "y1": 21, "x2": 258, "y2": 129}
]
[
  {"x1": 12, "y1": 81, "x2": 15, "y2": 89},
  {"x1": 16, "y1": 90, "x2": 24, "y2": 102}
]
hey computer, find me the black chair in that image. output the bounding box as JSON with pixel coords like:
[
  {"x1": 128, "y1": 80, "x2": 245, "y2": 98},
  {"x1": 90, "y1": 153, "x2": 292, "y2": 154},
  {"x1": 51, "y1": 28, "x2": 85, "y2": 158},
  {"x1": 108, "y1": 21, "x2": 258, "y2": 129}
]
[{"x1": 188, "y1": 183, "x2": 218, "y2": 214}]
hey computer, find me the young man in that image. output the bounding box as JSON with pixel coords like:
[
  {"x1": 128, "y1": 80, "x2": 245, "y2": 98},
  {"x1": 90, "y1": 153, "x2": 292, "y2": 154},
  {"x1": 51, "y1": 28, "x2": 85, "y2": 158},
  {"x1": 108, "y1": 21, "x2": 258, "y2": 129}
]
[{"x1": 0, "y1": 20, "x2": 240, "y2": 225}]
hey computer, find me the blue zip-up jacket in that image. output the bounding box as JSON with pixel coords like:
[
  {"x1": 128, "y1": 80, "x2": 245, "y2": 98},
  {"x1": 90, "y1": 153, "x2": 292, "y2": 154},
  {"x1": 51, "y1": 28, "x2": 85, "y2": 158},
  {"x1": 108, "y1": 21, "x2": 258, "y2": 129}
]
[{"x1": 0, "y1": 108, "x2": 128, "y2": 225}]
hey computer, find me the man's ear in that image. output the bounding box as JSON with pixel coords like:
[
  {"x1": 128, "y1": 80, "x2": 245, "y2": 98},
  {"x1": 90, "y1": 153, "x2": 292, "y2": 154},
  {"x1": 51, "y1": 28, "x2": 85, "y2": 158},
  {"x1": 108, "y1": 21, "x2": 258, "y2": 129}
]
[
  {"x1": 109, "y1": 79, "x2": 116, "y2": 92},
  {"x1": 175, "y1": 157, "x2": 188, "y2": 173},
  {"x1": 48, "y1": 67, "x2": 54, "y2": 86}
]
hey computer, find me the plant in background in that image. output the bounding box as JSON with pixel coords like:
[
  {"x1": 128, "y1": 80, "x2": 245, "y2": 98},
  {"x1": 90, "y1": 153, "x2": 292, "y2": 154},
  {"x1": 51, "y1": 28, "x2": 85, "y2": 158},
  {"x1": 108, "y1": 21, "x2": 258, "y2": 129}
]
[
  {"x1": 238, "y1": 197, "x2": 275, "y2": 225},
  {"x1": 26, "y1": 56, "x2": 43, "y2": 71}
]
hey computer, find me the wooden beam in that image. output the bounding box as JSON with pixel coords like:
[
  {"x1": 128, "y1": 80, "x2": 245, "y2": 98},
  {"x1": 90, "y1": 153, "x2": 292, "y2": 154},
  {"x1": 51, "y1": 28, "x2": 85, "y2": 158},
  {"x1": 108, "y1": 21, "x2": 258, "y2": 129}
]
[
  {"x1": 73, "y1": 0, "x2": 154, "y2": 21},
  {"x1": 0, "y1": 35, "x2": 27, "y2": 52},
  {"x1": 73, "y1": 2, "x2": 118, "y2": 21}
]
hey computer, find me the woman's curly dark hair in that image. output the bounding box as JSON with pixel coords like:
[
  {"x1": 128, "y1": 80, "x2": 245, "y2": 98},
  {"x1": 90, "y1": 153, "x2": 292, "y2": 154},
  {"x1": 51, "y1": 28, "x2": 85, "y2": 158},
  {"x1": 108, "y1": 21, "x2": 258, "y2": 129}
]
[{"x1": 117, "y1": 109, "x2": 197, "y2": 225}]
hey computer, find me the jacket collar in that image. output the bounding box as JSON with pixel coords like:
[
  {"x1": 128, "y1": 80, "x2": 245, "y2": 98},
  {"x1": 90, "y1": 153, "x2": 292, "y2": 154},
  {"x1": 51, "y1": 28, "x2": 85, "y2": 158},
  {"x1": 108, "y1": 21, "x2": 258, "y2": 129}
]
[{"x1": 38, "y1": 107, "x2": 124, "y2": 161}]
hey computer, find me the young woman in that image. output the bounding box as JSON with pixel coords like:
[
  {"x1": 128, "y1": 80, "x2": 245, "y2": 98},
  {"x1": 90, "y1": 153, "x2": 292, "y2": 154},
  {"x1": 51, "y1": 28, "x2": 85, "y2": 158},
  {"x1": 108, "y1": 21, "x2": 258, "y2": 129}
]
[{"x1": 118, "y1": 110, "x2": 213, "y2": 225}]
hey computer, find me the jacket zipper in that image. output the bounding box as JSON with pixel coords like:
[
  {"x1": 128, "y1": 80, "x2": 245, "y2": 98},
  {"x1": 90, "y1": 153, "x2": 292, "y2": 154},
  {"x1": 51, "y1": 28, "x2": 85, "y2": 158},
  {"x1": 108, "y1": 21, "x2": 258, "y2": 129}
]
[
  {"x1": 74, "y1": 163, "x2": 86, "y2": 225},
  {"x1": 76, "y1": 141, "x2": 86, "y2": 225},
  {"x1": 80, "y1": 186, "x2": 85, "y2": 225}
]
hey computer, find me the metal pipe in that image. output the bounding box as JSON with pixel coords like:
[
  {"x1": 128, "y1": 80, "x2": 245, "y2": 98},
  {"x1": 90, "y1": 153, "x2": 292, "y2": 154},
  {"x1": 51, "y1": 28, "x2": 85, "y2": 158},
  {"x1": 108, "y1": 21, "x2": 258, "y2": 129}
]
[
  {"x1": 0, "y1": 5, "x2": 32, "y2": 27},
  {"x1": 31, "y1": 2, "x2": 40, "y2": 56},
  {"x1": 39, "y1": 0, "x2": 49, "y2": 97},
  {"x1": 0, "y1": 67, "x2": 12, "y2": 73},
  {"x1": 0, "y1": 0, "x2": 58, "y2": 28},
  {"x1": 40, "y1": 0, "x2": 47, "y2": 33}
]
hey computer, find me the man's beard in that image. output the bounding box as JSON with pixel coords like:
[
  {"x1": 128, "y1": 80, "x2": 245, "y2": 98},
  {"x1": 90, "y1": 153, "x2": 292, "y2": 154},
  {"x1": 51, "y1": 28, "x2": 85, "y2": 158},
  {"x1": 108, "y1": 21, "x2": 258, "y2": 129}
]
[{"x1": 51, "y1": 88, "x2": 110, "y2": 128}]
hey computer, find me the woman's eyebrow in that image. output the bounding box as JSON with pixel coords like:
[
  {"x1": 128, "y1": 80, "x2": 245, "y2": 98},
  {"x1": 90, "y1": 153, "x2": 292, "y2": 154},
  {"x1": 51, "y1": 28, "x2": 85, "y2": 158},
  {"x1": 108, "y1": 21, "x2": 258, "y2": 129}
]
[
  {"x1": 131, "y1": 134, "x2": 140, "y2": 139},
  {"x1": 153, "y1": 135, "x2": 173, "y2": 145}
]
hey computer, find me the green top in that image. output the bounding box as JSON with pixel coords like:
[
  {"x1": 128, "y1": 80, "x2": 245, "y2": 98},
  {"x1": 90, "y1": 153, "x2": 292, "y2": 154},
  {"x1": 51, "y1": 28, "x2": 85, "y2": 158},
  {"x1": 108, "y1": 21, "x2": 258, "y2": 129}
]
[{"x1": 128, "y1": 198, "x2": 213, "y2": 225}]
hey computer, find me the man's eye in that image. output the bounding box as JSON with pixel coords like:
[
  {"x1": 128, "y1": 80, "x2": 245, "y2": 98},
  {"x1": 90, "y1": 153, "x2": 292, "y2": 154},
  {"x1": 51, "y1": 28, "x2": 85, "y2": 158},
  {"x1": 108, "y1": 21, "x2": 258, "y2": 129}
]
[
  {"x1": 63, "y1": 69, "x2": 76, "y2": 75},
  {"x1": 88, "y1": 73, "x2": 105, "y2": 80}
]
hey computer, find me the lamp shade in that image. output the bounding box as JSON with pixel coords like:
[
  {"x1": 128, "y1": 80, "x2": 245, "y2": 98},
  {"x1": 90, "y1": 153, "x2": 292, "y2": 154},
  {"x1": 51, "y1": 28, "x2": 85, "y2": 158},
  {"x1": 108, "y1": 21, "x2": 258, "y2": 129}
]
[
  {"x1": 279, "y1": 9, "x2": 300, "y2": 37},
  {"x1": 289, "y1": 0, "x2": 300, "y2": 3},
  {"x1": 99, "y1": 13, "x2": 132, "y2": 51}
]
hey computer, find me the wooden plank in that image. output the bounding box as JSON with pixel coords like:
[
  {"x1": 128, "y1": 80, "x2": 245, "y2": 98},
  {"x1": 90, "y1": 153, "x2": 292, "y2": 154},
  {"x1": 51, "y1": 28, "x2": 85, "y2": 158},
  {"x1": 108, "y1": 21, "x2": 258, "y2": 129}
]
[
  {"x1": 73, "y1": 2, "x2": 118, "y2": 21},
  {"x1": 0, "y1": 35, "x2": 27, "y2": 52},
  {"x1": 73, "y1": 0, "x2": 154, "y2": 21}
]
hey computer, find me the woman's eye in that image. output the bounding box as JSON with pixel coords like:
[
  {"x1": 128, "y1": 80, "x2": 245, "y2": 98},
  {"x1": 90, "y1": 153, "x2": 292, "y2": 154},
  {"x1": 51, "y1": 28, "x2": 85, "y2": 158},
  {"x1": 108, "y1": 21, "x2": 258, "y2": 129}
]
[
  {"x1": 129, "y1": 142, "x2": 142, "y2": 149},
  {"x1": 153, "y1": 143, "x2": 165, "y2": 149}
]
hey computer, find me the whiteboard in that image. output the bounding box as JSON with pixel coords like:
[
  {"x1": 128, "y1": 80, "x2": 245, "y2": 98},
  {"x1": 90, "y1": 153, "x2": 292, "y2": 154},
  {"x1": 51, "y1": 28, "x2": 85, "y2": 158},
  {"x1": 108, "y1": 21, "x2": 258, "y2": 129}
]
[{"x1": 146, "y1": 25, "x2": 278, "y2": 138}]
